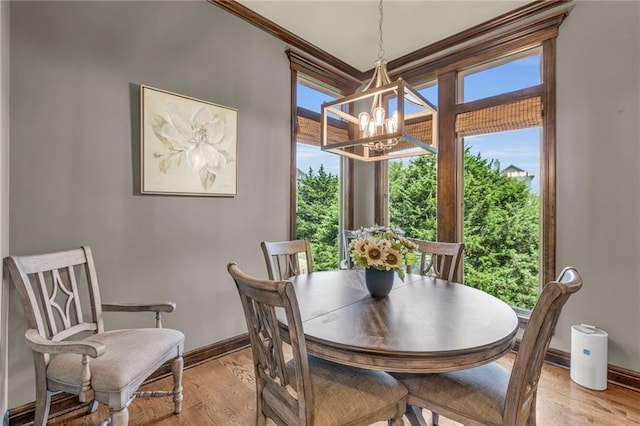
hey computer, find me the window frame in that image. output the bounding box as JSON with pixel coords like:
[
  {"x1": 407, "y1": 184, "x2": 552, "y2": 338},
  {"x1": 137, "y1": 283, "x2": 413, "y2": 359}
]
[
  {"x1": 287, "y1": 51, "x2": 359, "y2": 240},
  {"x1": 383, "y1": 42, "x2": 558, "y2": 314},
  {"x1": 287, "y1": 8, "x2": 566, "y2": 302}
]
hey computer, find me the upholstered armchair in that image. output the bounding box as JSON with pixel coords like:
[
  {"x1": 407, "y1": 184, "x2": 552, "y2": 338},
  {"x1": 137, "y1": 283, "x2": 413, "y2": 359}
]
[{"x1": 4, "y1": 246, "x2": 184, "y2": 426}]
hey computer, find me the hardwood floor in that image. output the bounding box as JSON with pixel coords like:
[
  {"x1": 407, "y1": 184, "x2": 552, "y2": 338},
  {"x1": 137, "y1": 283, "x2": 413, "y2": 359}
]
[{"x1": 48, "y1": 348, "x2": 640, "y2": 425}]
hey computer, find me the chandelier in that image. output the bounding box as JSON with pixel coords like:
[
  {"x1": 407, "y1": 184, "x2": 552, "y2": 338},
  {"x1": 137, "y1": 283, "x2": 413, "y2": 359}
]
[{"x1": 320, "y1": 0, "x2": 438, "y2": 162}]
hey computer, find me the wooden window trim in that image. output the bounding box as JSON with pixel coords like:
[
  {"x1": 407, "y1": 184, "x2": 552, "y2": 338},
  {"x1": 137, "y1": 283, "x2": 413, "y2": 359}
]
[
  {"x1": 290, "y1": 68, "x2": 298, "y2": 240},
  {"x1": 447, "y1": 42, "x2": 555, "y2": 312},
  {"x1": 287, "y1": 50, "x2": 360, "y2": 96},
  {"x1": 541, "y1": 38, "x2": 557, "y2": 286}
]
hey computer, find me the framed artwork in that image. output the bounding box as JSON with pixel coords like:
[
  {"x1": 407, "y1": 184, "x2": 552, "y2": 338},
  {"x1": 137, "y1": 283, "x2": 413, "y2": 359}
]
[{"x1": 141, "y1": 85, "x2": 238, "y2": 196}]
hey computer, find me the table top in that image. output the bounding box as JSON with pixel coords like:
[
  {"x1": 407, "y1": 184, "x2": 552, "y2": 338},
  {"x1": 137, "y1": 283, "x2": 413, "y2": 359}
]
[{"x1": 280, "y1": 270, "x2": 519, "y2": 373}]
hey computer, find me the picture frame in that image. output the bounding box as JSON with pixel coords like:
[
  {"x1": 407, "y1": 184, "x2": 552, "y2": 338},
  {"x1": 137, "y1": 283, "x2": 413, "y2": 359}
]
[{"x1": 140, "y1": 85, "x2": 238, "y2": 196}]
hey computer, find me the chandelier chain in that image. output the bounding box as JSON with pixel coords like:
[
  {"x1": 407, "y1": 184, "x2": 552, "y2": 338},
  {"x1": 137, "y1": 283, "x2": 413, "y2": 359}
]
[{"x1": 377, "y1": 0, "x2": 385, "y2": 60}]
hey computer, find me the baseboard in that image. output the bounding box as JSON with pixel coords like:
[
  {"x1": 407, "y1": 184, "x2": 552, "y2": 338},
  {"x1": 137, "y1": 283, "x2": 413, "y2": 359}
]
[
  {"x1": 10, "y1": 334, "x2": 639, "y2": 424},
  {"x1": 514, "y1": 342, "x2": 640, "y2": 392},
  {"x1": 8, "y1": 334, "x2": 249, "y2": 425}
]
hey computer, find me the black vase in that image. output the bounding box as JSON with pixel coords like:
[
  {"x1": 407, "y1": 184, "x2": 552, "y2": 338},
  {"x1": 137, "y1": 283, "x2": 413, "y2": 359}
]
[{"x1": 365, "y1": 268, "x2": 395, "y2": 298}]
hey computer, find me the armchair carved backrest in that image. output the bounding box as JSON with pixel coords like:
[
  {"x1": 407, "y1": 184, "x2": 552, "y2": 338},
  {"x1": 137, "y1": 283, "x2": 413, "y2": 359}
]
[
  {"x1": 6, "y1": 247, "x2": 104, "y2": 380},
  {"x1": 4, "y1": 246, "x2": 184, "y2": 426}
]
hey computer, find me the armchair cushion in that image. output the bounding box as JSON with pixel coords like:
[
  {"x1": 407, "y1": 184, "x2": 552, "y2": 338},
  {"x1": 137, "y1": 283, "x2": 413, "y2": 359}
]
[
  {"x1": 47, "y1": 328, "x2": 184, "y2": 396},
  {"x1": 283, "y1": 356, "x2": 408, "y2": 425}
]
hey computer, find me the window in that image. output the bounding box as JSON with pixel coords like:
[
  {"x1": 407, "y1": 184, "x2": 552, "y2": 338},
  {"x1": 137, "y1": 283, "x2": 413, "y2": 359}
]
[
  {"x1": 463, "y1": 129, "x2": 541, "y2": 309},
  {"x1": 458, "y1": 51, "x2": 543, "y2": 310},
  {"x1": 287, "y1": 12, "x2": 562, "y2": 305},
  {"x1": 461, "y1": 52, "x2": 541, "y2": 103},
  {"x1": 295, "y1": 80, "x2": 342, "y2": 271}
]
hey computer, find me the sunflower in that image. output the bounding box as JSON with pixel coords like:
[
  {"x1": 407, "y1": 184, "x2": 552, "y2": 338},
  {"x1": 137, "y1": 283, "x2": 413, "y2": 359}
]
[
  {"x1": 351, "y1": 238, "x2": 368, "y2": 255},
  {"x1": 383, "y1": 248, "x2": 404, "y2": 270},
  {"x1": 364, "y1": 241, "x2": 386, "y2": 267}
]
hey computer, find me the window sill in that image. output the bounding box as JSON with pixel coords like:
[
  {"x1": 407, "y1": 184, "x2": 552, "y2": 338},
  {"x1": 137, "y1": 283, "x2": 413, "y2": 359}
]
[{"x1": 512, "y1": 306, "x2": 531, "y2": 328}]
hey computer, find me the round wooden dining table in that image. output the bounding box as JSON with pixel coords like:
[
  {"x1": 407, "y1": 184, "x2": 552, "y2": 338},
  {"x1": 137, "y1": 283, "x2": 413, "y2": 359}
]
[{"x1": 279, "y1": 270, "x2": 519, "y2": 374}]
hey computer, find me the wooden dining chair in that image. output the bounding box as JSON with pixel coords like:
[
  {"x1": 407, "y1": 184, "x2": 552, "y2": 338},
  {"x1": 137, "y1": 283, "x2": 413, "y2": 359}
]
[
  {"x1": 409, "y1": 239, "x2": 463, "y2": 282},
  {"x1": 227, "y1": 263, "x2": 407, "y2": 425},
  {"x1": 261, "y1": 239, "x2": 313, "y2": 280},
  {"x1": 393, "y1": 266, "x2": 583, "y2": 426},
  {"x1": 339, "y1": 229, "x2": 359, "y2": 270},
  {"x1": 4, "y1": 247, "x2": 185, "y2": 426}
]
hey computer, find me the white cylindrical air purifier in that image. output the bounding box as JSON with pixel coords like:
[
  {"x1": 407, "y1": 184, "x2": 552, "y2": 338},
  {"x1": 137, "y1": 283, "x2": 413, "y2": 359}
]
[{"x1": 570, "y1": 324, "x2": 608, "y2": 390}]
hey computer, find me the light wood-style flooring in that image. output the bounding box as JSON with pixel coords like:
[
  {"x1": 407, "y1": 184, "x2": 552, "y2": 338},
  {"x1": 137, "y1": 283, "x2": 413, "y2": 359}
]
[{"x1": 49, "y1": 348, "x2": 640, "y2": 425}]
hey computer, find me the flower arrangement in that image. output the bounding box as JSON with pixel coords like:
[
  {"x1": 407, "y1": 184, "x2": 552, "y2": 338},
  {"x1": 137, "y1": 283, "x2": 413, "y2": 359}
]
[{"x1": 349, "y1": 225, "x2": 418, "y2": 281}]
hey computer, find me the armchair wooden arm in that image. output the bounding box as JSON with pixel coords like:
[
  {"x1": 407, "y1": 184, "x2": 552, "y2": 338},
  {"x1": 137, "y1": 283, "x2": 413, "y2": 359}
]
[
  {"x1": 102, "y1": 302, "x2": 176, "y2": 328},
  {"x1": 26, "y1": 329, "x2": 105, "y2": 403},
  {"x1": 25, "y1": 328, "x2": 106, "y2": 358}
]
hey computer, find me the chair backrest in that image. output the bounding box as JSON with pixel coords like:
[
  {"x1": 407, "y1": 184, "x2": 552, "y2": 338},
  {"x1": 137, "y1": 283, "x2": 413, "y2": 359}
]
[
  {"x1": 261, "y1": 240, "x2": 314, "y2": 280},
  {"x1": 504, "y1": 267, "x2": 583, "y2": 425},
  {"x1": 3, "y1": 247, "x2": 104, "y2": 368},
  {"x1": 409, "y1": 239, "x2": 463, "y2": 282},
  {"x1": 227, "y1": 263, "x2": 314, "y2": 424},
  {"x1": 340, "y1": 229, "x2": 359, "y2": 270}
]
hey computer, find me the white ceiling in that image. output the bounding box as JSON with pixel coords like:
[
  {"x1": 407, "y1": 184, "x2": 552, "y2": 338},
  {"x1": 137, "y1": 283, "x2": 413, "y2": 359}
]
[{"x1": 238, "y1": 1, "x2": 529, "y2": 72}]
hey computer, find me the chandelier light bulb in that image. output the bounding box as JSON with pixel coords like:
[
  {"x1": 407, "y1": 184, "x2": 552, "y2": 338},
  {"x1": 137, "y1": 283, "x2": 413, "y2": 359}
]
[
  {"x1": 384, "y1": 110, "x2": 398, "y2": 133},
  {"x1": 358, "y1": 112, "x2": 370, "y2": 131},
  {"x1": 373, "y1": 107, "x2": 385, "y2": 127},
  {"x1": 385, "y1": 118, "x2": 395, "y2": 133},
  {"x1": 368, "y1": 121, "x2": 376, "y2": 137}
]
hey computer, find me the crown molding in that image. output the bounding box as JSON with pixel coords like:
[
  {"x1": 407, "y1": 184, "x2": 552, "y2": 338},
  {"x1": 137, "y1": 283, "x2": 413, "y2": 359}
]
[
  {"x1": 210, "y1": 0, "x2": 572, "y2": 87},
  {"x1": 208, "y1": 0, "x2": 366, "y2": 81},
  {"x1": 385, "y1": 0, "x2": 571, "y2": 74}
]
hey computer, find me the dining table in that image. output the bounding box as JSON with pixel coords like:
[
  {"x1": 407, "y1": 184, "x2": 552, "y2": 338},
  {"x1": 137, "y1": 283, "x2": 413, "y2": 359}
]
[{"x1": 277, "y1": 269, "x2": 519, "y2": 373}]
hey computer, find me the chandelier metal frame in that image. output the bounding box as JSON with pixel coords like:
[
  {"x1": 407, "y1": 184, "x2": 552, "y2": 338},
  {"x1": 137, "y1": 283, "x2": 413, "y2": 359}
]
[{"x1": 320, "y1": 0, "x2": 438, "y2": 162}]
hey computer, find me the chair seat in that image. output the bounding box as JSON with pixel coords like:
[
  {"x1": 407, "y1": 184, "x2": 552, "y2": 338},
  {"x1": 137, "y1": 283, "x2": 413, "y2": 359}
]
[
  {"x1": 47, "y1": 328, "x2": 184, "y2": 395},
  {"x1": 393, "y1": 362, "x2": 510, "y2": 426},
  {"x1": 285, "y1": 356, "x2": 408, "y2": 426}
]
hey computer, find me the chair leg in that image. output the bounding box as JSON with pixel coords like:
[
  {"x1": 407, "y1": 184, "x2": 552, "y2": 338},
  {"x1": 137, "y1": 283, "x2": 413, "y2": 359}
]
[
  {"x1": 255, "y1": 382, "x2": 267, "y2": 426},
  {"x1": 172, "y1": 355, "x2": 184, "y2": 414},
  {"x1": 110, "y1": 406, "x2": 129, "y2": 426},
  {"x1": 432, "y1": 411, "x2": 440, "y2": 426},
  {"x1": 87, "y1": 399, "x2": 99, "y2": 414},
  {"x1": 388, "y1": 399, "x2": 406, "y2": 425},
  {"x1": 404, "y1": 405, "x2": 428, "y2": 426},
  {"x1": 257, "y1": 411, "x2": 268, "y2": 426},
  {"x1": 33, "y1": 387, "x2": 52, "y2": 426}
]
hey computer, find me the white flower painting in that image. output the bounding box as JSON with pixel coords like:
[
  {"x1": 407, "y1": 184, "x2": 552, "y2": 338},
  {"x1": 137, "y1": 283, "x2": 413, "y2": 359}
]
[{"x1": 141, "y1": 85, "x2": 238, "y2": 196}]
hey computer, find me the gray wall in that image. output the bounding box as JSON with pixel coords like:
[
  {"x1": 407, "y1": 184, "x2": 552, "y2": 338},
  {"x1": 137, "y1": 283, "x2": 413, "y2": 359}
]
[
  {"x1": 1, "y1": 0, "x2": 10, "y2": 418},
  {"x1": 8, "y1": 1, "x2": 290, "y2": 407},
  {"x1": 554, "y1": 1, "x2": 640, "y2": 370},
  {"x1": 6, "y1": 0, "x2": 640, "y2": 411}
]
